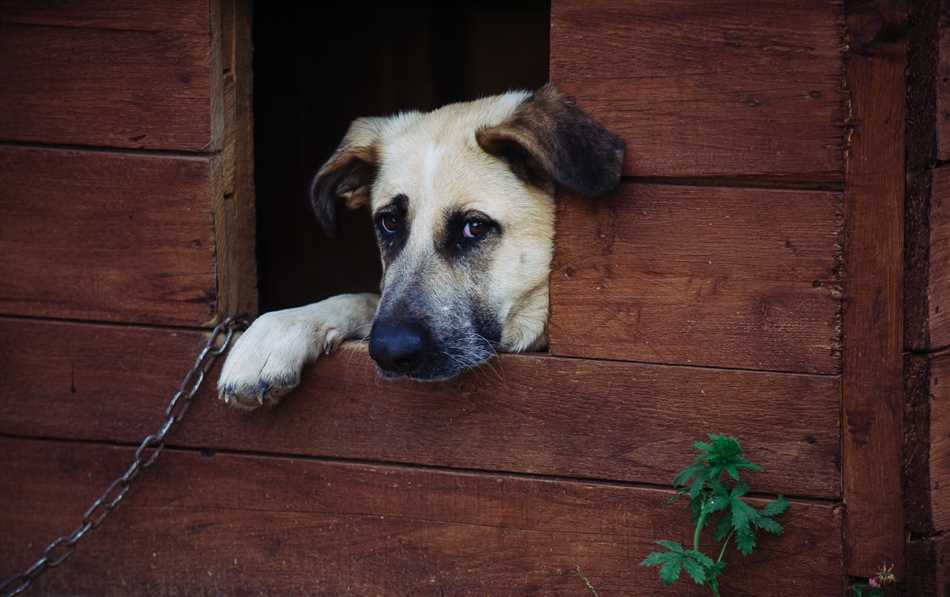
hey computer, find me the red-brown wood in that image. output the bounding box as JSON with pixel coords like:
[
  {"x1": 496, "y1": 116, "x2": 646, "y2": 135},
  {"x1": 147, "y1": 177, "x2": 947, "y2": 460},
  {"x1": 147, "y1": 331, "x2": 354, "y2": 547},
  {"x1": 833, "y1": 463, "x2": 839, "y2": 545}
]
[
  {"x1": 0, "y1": 147, "x2": 217, "y2": 325},
  {"x1": 930, "y1": 349, "x2": 950, "y2": 533},
  {"x1": 0, "y1": 317, "x2": 842, "y2": 498},
  {"x1": 550, "y1": 184, "x2": 842, "y2": 373},
  {"x1": 0, "y1": 12, "x2": 217, "y2": 151},
  {"x1": 0, "y1": 0, "x2": 210, "y2": 33},
  {"x1": 842, "y1": 0, "x2": 906, "y2": 577},
  {"x1": 931, "y1": 166, "x2": 950, "y2": 349},
  {"x1": 550, "y1": 0, "x2": 847, "y2": 180},
  {"x1": 938, "y1": 11, "x2": 950, "y2": 161},
  {"x1": 0, "y1": 437, "x2": 844, "y2": 596}
]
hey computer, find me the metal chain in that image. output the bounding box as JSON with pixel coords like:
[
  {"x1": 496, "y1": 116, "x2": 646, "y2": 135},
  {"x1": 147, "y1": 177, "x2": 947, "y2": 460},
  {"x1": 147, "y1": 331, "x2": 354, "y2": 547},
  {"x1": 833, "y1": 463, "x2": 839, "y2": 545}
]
[{"x1": 0, "y1": 315, "x2": 248, "y2": 597}]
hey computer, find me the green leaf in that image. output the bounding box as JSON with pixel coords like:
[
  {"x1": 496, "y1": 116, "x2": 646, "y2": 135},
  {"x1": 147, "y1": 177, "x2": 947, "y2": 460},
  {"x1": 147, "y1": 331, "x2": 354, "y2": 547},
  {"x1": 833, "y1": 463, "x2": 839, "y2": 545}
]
[
  {"x1": 689, "y1": 495, "x2": 704, "y2": 523},
  {"x1": 713, "y1": 513, "x2": 733, "y2": 542},
  {"x1": 681, "y1": 556, "x2": 707, "y2": 585},
  {"x1": 730, "y1": 495, "x2": 759, "y2": 536},
  {"x1": 754, "y1": 516, "x2": 783, "y2": 535},
  {"x1": 704, "y1": 495, "x2": 730, "y2": 514},
  {"x1": 726, "y1": 464, "x2": 740, "y2": 480},
  {"x1": 729, "y1": 482, "x2": 750, "y2": 499},
  {"x1": 688, "y1": 477, "x2": 705, "y2": 500},
  {"x1": 735, "y1": 527, "x2": 756, "y2": 555},
  {"x1": 656, "y1": 540, "x2": 685, "y2": 553},
  {"x1": 735, "y1": 459, "x2": 764, "y2": 473},
  {"x1": 762, "y1": 495, "x2": 790, "y2": 517},
  {"x1": 641, "y1": 551, "x2": 674, "y2": 567},
  {"x1": 685, "y1": 549, "x2": 715, "y2": 568},
  {"x1": 659, "y1": 558, "x2": 683, "y2": 585},
  {"x1": 673, "y1": 463, "x2": 705, "y2": 487}
]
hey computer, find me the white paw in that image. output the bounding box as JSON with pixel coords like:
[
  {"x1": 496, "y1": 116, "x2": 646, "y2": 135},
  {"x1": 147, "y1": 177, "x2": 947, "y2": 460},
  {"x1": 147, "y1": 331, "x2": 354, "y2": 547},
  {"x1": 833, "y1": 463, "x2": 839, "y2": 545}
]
[{"x1": 216, "y1": 309, "x2": 342, "y2": 411}]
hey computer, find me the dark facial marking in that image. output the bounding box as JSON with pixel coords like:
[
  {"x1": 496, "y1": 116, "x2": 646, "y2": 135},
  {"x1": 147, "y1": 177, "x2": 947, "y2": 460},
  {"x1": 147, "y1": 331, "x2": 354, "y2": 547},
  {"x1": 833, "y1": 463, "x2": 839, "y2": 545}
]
[
  {"x1": 437, "y1": 209, "x2": 501, "y2": 261},
  {"x1": 373, "y1": 194, "x2": 409, "y2": 265}
]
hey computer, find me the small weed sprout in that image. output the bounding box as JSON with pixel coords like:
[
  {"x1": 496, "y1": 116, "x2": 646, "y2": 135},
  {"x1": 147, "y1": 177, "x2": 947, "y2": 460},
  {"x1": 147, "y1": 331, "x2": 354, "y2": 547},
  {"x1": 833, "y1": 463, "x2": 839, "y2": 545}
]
[{"x1": 641, "y1": 434, "x2": 790, "y2": 595}]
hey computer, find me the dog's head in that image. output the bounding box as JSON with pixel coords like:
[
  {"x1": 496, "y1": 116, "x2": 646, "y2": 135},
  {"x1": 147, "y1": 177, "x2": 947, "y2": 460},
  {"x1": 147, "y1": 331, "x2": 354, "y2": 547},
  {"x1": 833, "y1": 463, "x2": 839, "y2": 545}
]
[{"x1": 310, "y1": 84, "x2": 623, "y2": 380}]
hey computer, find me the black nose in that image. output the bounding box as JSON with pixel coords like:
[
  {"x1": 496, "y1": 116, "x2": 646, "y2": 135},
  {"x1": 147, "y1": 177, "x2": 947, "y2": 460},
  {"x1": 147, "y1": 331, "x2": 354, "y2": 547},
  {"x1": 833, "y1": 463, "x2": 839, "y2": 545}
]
[{"x1": 369, "y1": 320, "x2": 428, "y2": 374}]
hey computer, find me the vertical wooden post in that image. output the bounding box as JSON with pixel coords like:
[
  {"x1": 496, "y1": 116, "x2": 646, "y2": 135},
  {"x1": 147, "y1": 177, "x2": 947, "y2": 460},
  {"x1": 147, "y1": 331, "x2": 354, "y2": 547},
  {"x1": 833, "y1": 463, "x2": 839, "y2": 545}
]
[
  {"x1": 210, "y1": 0, "x2": 258, "y2": 321},
  {"x1": 842, "y1": 0, "x2": 907, "y2": 578}
]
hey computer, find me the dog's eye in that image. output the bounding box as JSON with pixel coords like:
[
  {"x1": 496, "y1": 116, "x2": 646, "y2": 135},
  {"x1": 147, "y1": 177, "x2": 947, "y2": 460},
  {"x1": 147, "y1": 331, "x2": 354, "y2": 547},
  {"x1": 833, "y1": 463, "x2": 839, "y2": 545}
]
[
  {"x1": 462, "y1": 219, "x2": 488, "y2": 240},
  {"x1": 378, "y1": 213, "x2": 401, "y2": 235}
]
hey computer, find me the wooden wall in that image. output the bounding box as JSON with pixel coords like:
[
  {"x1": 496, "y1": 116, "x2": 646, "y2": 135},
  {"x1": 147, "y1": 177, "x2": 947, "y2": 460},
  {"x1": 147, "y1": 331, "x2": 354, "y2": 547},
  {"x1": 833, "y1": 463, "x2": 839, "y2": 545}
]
[
  {"x1": 904, "y1": 1, "x2": 950, "y2": 592},
  {"x1": 0, "y1": 0, "x2": 917, "y2": 595}
]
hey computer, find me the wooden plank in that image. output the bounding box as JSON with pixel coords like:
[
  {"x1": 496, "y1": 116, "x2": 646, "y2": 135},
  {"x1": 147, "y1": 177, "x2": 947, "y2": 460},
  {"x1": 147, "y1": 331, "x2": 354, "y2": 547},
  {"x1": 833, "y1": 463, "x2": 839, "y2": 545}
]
[
  {"x1": 932, "y1": 166, "x2": 950, "y2": 349},
  {"x1": 904, "y1": 0, "x2": 939, "y2": 352},
  {"x1": 905, "y1": 534, "x2": 947, "y2": 597},
  {"x1": 210, "y1": 0, "x2": 258, "y2": 320},
  {"x1": 0, "y1": 0, "x2": 210, "y2": 33},
  {"x1": 904, "y1": 353, "x2": 936, "y2": 536},
  {"x1": 937, "y1": 10, "x2": 950, "y2": 161},
  {"x1": 0, "y1": 147, "x2": 217, "y2": 325},
  {"x1": 0, "y1": 437, "x2": 844, "y2": 596},
  {"x1": 841, "y1": 0, "x2": 906, "y2": 577},
  {"x1": 550, "y1": 184, "x2": 842, "y2": 373},
  {"x1": 550, "y1": 0, "x2": 847, "y2": 180},
  {"x1": 0, "y1": 318, "x2": 841, "y2": 498},
  {"x1": 0, "y1": 19, "x2": 216, "y2": 151},
  {"x1": 930, "y1": 350, "x2": 950, "y2": 533}
]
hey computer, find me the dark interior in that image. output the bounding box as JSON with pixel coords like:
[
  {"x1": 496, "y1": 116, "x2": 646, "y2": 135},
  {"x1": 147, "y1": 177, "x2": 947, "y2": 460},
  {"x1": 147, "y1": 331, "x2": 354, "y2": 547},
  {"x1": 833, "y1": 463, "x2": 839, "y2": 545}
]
[{"x1": 253, "y1": 2, "x2": 550, "y2": 311}]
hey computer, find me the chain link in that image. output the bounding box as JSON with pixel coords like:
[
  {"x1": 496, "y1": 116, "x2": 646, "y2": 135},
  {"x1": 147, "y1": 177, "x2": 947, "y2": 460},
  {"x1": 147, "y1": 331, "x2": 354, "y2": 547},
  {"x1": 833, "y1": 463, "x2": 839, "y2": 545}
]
[{"x1": 0, "y1": 316, "x2": 248, "y2": 597}]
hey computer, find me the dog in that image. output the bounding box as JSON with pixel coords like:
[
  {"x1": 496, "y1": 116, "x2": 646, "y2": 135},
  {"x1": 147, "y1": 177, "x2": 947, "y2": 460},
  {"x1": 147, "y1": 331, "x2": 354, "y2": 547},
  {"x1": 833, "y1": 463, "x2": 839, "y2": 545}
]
[{"x1": 217, "y1": 84, "x2": 624, "y2": 410}]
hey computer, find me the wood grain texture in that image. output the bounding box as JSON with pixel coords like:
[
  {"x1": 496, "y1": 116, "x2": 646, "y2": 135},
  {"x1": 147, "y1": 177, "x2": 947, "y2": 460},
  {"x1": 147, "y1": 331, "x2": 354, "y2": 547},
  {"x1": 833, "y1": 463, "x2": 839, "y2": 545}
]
[
  {"x1": 550, "y1": 0, "x2": 847, "y2": 180},
  {"x1": 0, "y1": 317, "x2": 841, "y2": 498},
  {"x1": 842, "y1": 0, "x2": 906, "y2": 577},
  {"x1": 904, "y1": 0, "x2": 939, "y2": 352},
  {"x1": 938, "y1": 11, "x2": 950, "y2": 161},
  {"x1": 906, "y1": 532, "x2": 950, "y2": 597},
  {"x1": 0, "y1": 147, "x2": 217, "y2": 325},
  {"x1": 0, "y1": 0, "x2": 210, "y2": 33},
  {"x1": 930, "y1": 350, "x2": 950, "y2": 533},
  {"x1": 550, "y1": 184, "x2": 842, "y2": 373},
  {"x1": 931, "y1": 166, "x2": 950, "y2": 349},
  {"x1": 0, "y1": 14, "x2": 217, "y2": 151},
  {"x1": 211, "y1": 0, "x2": 258, "y2": 320},
  {"x1": 0, "y1": 437, "x2": 844, "y2": 596}
]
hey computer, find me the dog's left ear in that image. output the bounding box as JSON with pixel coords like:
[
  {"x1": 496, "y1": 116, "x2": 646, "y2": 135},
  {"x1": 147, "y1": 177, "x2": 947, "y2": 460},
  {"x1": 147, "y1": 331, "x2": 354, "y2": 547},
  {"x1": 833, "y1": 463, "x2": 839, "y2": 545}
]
[
  {"x1": 309, "y1": 116, "x2": 387, "y2": 237},
  {"x1": 476, "y1": 83, "x2": 624, "y2": 197}
]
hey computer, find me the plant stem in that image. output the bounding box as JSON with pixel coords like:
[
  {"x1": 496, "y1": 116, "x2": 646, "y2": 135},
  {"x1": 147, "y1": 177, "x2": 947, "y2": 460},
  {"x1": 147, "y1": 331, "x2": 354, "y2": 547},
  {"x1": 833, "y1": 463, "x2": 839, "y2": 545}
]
[
  {"x1": 693, "y1": 509, "x2": 709, "y2": 552},
  {"x1": 716, "y1": 530, "x2": 735, "y2": 563}
]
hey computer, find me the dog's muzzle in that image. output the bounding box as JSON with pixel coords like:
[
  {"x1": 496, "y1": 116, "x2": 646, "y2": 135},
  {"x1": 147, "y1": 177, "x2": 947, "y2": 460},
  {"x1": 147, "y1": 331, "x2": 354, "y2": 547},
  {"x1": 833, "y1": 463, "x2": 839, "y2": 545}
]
[{"x1": 368, "y1": 319, "x2": 429, "y2": 375}]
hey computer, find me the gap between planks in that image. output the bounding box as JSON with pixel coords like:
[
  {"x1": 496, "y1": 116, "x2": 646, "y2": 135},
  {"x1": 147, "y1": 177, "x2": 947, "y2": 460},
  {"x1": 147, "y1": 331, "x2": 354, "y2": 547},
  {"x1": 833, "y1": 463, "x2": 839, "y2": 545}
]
[
  {"x1": 0, "y1": 313, "x2": 843, "y2": 379},
  {"x1": 0, "y1": 432, "x2": 843, "y2": 505},
  {"x1": 0, "y1": 140, "x2": 219, "y2": 159}
]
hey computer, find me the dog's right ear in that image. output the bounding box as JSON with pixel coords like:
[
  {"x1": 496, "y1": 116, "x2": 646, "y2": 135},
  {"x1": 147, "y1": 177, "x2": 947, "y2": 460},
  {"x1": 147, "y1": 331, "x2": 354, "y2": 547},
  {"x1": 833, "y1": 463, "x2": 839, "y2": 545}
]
[{"x1": 309, "y1": 117, "x2": 386, "y2": 237}]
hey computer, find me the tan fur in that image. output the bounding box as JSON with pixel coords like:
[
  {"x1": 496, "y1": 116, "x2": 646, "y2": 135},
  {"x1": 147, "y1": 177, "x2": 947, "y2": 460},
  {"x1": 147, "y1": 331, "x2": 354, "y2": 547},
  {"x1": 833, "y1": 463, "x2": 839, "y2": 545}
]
[{"x1": 218, "y1": 87, "x2": 621, "y2": 408}]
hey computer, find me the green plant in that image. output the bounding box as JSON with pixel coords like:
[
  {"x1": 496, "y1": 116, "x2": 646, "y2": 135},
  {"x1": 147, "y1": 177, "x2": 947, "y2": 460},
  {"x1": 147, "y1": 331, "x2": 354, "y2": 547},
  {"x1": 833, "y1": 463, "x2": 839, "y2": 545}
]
[
  {"x1": 641, "y1": 434, "x2": 790, "y2": 595},
  {"x1": 851, "y1": 564, "x2": 897, "y2": 596}
]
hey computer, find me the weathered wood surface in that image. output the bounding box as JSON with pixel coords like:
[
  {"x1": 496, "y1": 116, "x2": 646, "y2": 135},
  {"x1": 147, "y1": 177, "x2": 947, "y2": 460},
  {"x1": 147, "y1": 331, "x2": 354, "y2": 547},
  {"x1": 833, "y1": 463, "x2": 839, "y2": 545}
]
[
  {"x1": 0, "y1": 437, "x2": 844, "y2": 596},
  {"x1": 0, "y1": 147, "x2": 217, "y2": 325},
  {"x1": 930, "y1": 349, "x2": 950, "y2": 533},
  {"x1": 841, "y1": 0, "x2": 906, "y2": 577},
  {"x1": 938, "y1": 11, "x2": 950, "y2": 161},
  {"x1": 0, "y1": 0, "x2": 210, "y2": 32},
  {"x1": 550, "y1": 0, "x2": 847, "y2": 180},
  {"x1": 0, "y1": 318, "x2": 841, "y2": 498},
  {"x1": 931, "y1": 166, "x2": 950, "y2": 349},
  {"x1": 0, "y1": 5, "x2": 217, "y2": 151},
  {"x1": 210, "y1": 0, "x2": 257, "y2": 320},
  {"x1": 550, "y1": 183, "x2": 842, "y2": 373}
]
